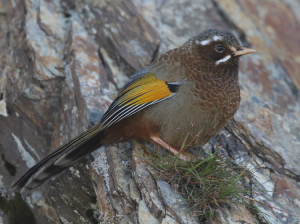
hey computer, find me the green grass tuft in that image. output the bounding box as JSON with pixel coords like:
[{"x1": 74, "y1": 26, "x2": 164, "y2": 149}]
[{"x1": 145, "y1": 145, "x2": 269, "y2": 223}]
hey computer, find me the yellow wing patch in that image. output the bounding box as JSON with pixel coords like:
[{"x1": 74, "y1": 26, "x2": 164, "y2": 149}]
[
  {"x1": 100, "y1": 73, "x2": 175, "y2": 128},
  {"x1": 119, "y1": 73, "x2": 173, "y2": 106}
]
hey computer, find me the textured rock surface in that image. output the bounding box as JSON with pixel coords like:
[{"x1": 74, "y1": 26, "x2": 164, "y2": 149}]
[{"x1": 0, "y1": 0, "x2": 299, "y2": 223}]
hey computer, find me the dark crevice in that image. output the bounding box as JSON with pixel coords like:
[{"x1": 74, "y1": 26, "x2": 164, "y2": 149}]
[
  {"x1": 89, "y1": 196, "x2": 97, "y2": 203},
  {"x1": 105, "y1": 37, "x2": 136, "y2": 76},
  {"x1": 277, "y1": 59, "x2": 300, "y2": 103},
  {"x1": 1, "y1": 154, "x2": 16, "y2": 176},
  {"x1": 251, "y1": 145, "x2": 300, "y2": 182},
  {"x1": 36, "y1": 2, "x2": 54, "y2": 37},
  {"x1": 6, "y1": 31, "x2": 10, "y2": 47},
  {"x1": 63, "y1": 11, "x2": 72, "y2": 18},
  {"x1": 120, "y1": 1, "x2": 137, "y2": 18},
  {"x1": 281, "y1": 169, "x2": 300, "y2": 183},
  {"x1": 246, "y1": 166, "x2": 268, "y2": 224},
  {"x1": 222, "y1": 123, "x2": 281, "y2": 223},
  {"x1": 60, "y1": 0, "x2": 76, "y2": 12},
  {"x1": 36, "y1": 2, "x2": 44, "y2": 35},
  {"x1": 246, "y1": 179, "x2": 269, "y2": 224},
  {"x1": 150, "y1": 41, "x2": 161, "y2": 63},
  {"x1": 85, "y1": 209, "x2": 98, "y2": 224},
  {"x1": 226, "y1": 121, "x2": 300, "y2": 183},
  {"x1": 211, "y1": 0, "x2": 251, "y2": 47},
  {"x1": 58, "y1": 217, "x2": 65, "y2": 224},
  {"x1": 283, "y1": 75, "x2": 300, "y2": 102},
  {"x1": 23, "y1": 0, "x2": 27, "y2": 15},
  {"x1": 0, "y1": 193, "x2": 36, "y2": 224},
  {"x1": 98, "y1": 47, "x2": 118, "y2": 90}
]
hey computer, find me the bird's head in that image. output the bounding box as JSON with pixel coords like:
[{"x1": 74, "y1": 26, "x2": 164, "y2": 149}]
[{"x1": 193, "y1": 29, "x2": 255, "y2": 66}]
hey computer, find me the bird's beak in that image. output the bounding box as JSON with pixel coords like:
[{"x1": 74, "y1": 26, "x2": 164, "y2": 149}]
[{"x1": 232, "y1": 47, "x2": 256, "y2": 56}]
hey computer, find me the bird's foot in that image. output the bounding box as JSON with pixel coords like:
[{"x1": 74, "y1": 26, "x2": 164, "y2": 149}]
[{"x1": 150, "y1": 136, "x2": 194, "y2": 161}]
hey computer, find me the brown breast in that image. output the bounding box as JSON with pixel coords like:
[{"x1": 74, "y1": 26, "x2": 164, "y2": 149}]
[
  {"x1": 190, "y1": 66, "x2": 241, "y2": 121},
  {"x1": 158, "y1": 47, "x2": 241, "y2": 122}
]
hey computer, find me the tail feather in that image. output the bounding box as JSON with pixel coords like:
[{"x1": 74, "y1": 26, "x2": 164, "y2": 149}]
[{"x1": 12, "y1": 126, "x2": 105, "y2": 191}]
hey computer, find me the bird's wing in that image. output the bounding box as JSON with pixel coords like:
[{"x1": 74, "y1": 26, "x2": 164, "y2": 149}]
[
  {"x1": 12, "y1": 65, "x2": 184, "y2": 191},
  {"x1": 100, "y1": 68, "x2": 183, "y2": 128}
]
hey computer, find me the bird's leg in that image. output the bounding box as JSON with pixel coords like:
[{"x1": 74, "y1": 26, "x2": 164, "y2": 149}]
[{"x1": 150, "y1": 136, "x2": 192, "y2": 161}]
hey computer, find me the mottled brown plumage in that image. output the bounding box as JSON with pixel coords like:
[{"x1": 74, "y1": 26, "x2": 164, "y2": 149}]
[{"x1": 13, "y1": 29, "x2": 255, "y2": 191}]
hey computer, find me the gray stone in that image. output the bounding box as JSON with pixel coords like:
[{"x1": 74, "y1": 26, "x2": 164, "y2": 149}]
[
  {"x1": 158, "y1": 181, "x2": 198, "y2": 224},
  {"x1": 0, "y1": 0, "x2": 299, "y2": 223}
]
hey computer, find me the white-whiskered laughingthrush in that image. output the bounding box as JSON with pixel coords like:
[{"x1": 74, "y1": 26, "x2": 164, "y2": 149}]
[{"x1": 13, "y1": 29, "x2": 255, "y2": 191}]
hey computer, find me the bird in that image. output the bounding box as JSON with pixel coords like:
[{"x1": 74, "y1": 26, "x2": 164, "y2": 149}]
[{"x1": 12, "y1": 29, "x2": 255, "y2": 191}]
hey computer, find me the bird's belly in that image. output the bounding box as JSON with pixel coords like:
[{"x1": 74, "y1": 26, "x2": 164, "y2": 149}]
[
  {"x1": 141, "y1": 91, "x2": 229, "y2": 149},
  {"x1": 102, "y1": 88, "x2": 237, "y2": 150}
]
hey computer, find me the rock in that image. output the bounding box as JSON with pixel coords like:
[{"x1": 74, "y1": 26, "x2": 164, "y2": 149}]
[
  {"x1": 132, "y1": 142, "x2": 165, "y2": 219},
  {"x1": 158, "y1": 181, "x2": 198, "y2": 224},
  {"x1": 138, "y1": 200, "x2": 160, "y2": 224},
  {"x1": 0, "y1": 0, "x2": 299, "y2": 223}
]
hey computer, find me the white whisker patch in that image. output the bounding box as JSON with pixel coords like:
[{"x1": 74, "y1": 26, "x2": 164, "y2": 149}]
[
  {"x1": 216, "y1": 55, "x2": 231, "y2": 65},
  {"x1": 213, "y1": 36, "x2": 223, "y2": 41},
  {"x1": 196, "y1": 39, "x2": 211, "y2": 46}
]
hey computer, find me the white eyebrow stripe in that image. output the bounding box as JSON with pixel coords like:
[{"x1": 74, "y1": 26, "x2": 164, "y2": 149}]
[
  {"x1": 216, "y1": 55, "x2": 231, "y2": 65},
  {"x1": 213, "y1": 36, "x2": 223, "y2": 41},
  {"x1": 196, "y1": 39, "x2": 211, "y2": 46}
]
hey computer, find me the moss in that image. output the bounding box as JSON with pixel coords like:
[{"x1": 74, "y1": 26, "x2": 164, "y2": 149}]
[
  {"x1": 1, "y1": 154, "x2": 17, "y2": 176},
  {"x1": 0, "y1": 193, "x2": 36, "y2": 224}
]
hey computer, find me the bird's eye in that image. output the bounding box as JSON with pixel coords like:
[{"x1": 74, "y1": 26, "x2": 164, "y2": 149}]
[{"x1": 215, "y1": 44, "x2": 224, "y2": 52}]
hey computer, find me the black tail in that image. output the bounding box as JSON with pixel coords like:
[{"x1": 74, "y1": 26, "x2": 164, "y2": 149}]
[{"x1": 12, "y1": 124, "x2": 105, "y2": 191}]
